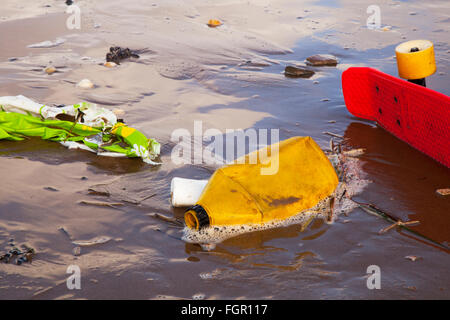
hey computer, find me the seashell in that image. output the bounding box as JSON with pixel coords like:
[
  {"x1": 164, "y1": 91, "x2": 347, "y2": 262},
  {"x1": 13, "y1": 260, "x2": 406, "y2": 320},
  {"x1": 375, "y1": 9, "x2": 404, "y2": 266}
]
[
  {"x1": 104, "y1": 61, "x2": 117, "y2": 68},
  {"x1": 207, "y1": 19, "x2": 222, "y2": 27},
  {"x1": 45, "y1": 66, "x2": 56, "y2": 75},
  {"x1": 436, "y1": 188, "x2": 450, "y2": 196},
  {"x1": 76, "y1": 79, "x2": 94, "y2": 89}
]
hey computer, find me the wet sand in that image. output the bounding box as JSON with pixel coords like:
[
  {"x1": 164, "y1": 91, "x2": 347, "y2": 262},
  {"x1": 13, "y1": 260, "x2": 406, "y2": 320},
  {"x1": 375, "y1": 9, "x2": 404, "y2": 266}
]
[{"x1": 0, "y1": 0, "x2": 449, "y2": 299}]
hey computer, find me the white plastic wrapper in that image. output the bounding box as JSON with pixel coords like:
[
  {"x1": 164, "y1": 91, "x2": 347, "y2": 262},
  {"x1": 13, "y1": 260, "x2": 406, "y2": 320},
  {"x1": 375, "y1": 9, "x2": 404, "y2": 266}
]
[{"x1": 0, "y1": 95, "x2": 117, "y2": 128}]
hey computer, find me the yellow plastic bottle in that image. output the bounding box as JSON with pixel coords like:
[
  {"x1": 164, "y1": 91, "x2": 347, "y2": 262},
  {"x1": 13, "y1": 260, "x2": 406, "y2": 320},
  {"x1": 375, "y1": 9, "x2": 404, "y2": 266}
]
[{"x1": 185, "y1": 136, "x2": 339, "y2": 229}]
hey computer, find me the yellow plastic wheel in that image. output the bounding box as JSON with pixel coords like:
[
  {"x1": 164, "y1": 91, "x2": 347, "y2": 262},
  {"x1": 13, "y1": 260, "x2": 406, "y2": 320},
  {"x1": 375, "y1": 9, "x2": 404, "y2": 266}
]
[{"x1": 395, "y1": 40, "x2": 436, "y2": 80}]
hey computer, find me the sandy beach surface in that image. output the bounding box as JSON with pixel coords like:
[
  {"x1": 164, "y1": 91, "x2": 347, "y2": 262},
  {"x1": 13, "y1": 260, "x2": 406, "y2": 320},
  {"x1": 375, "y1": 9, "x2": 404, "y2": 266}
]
[{"x1": 0, "y1": 0, "x2": 449, "y2": 299}]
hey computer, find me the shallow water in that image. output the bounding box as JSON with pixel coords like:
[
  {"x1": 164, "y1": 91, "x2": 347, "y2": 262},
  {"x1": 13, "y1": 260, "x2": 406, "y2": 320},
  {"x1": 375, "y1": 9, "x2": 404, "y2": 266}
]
[{"x1": 0, "y1": 0, "x2": 449, "y2": 299}]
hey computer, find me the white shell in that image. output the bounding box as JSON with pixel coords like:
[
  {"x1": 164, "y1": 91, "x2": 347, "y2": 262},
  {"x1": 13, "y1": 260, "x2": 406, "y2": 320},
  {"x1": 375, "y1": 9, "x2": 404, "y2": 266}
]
[{"x1": 76, "y1": 78, "x2": 94, "y2": 89}]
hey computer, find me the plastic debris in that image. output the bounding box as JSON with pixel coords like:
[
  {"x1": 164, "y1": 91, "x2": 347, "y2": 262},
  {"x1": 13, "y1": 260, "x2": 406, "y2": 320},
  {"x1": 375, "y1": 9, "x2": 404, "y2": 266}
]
[
  {"x1": 171, "y1": 178, "x2": 208, "y2": 207},
  {"x1": 0, "y1": 95, "x2": 160, "y2": 164},
  {"x1": 184, "y1": 137, "x2": 339, "y2": 229}
]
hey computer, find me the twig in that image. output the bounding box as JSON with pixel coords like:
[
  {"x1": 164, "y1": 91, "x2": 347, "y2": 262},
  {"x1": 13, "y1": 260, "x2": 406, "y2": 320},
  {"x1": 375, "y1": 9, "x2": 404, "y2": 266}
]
[
  {"x1": 378, "y1": 220, "x2": 420, "y2": 234},
  {"x1": 78, "y1": 200, "x2": 123, "y2": 208},
  {"x1": 353, "y1": 200, "x2": 449, "y2": 251},
  {"x1": 323, "y1": 131, "x2": 344, "y2": 139}
]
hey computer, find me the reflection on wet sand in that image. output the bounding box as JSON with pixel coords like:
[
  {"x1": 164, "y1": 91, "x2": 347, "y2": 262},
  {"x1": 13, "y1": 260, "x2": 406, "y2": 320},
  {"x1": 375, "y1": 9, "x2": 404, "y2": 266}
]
[{"x1": 344, "y1": 122, "x2": 450, "y2": 244}]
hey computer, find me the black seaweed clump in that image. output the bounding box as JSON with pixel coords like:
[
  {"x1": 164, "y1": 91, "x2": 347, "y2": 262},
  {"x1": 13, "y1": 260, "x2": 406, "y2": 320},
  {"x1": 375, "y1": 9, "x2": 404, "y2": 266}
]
[{"x1": 106, "y1": 47, "x2": 140, "y2": 65}]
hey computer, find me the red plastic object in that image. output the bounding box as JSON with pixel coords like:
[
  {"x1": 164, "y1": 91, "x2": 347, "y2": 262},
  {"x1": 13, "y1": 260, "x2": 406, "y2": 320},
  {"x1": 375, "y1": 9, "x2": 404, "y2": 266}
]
[{"x1": 342, "y1": 67, "x2": 450, "y2": 168}]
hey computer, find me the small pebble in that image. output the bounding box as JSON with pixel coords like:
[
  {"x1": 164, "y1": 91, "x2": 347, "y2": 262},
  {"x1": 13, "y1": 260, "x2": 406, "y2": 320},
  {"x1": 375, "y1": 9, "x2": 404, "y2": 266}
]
[
  {"x1": 44, "y1": 186, "x2": 58, "y2": 192},
  {"x1": 207, "y1": 19, "x2": 222, "y2": 27},
  {"x1": 192, "y1": 293, "x2": 206, "y2": 300},
  {"x1": 405, "y1": 255, "x2": 421, "y2": 262},
  {"x1": 187, "y1": 256, "x2": 200, "y2": 262},
  {"x1": 284, "y1": 65, "x2": 315, "y2": 78},
  {"x1": 76, "y1": 79, "x2": 94, "y2": 89},
  {"x1": 306, "y1": 54, "x2": 338, "y2": 66},
  {"x1": 104, "y1": 61, "x2": 117, "y2": 68},
  {"x1": 73, "y1": 246, "x2": 81, "y2": 256},
  {"x1": 45, "y1": 66, "x2": 56, "y2": 75}
]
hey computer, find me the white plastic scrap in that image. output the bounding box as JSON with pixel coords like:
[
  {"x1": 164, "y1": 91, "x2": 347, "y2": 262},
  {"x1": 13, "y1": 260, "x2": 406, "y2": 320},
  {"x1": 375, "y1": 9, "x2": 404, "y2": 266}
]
[{"x1": 0, "y1": 95, "x2": 117, "y2": 128}]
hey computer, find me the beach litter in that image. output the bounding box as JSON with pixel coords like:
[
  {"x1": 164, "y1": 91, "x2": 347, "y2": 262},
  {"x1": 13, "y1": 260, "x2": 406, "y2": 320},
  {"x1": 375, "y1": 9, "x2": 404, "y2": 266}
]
[
  {"x1": 171, "y1": 136, "x2": 370, "y2": 246},
  {"x1": 0, "y1": 95, "x2": 161, "y2": 164},
  {"x1": 183, "y1": 137, "x2": 339, "y2": 230}
]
